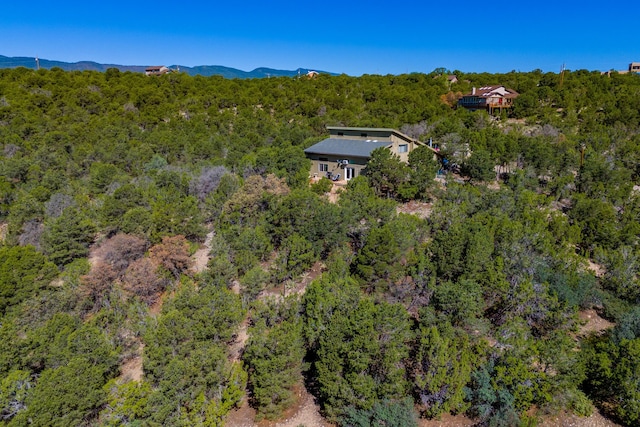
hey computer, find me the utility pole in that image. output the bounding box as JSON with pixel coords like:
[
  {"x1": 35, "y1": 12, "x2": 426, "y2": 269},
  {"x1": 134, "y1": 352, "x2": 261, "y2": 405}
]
[{"x1": 35, "y1": 57, "x2": 40, "y2": 70}]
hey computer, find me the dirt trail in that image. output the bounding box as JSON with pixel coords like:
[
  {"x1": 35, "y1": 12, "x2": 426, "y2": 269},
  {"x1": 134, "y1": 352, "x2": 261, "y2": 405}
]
[
  {"x1": 229, "y1": 279, "x2": 249, "y2": 363},
  {"x1": 191, "y1": 230, "x2": 215, "y2": 273},
  {"x1": 226, "y1": 385, "x2": 331, "y2": 427},
  {"x1": 118, "y1": 343, "x2": 144, "y2": 383},
  {"x1": 270, "y1": 387, "x2": 331, "y2": 427},
  {"x1": 226, "y1": 262, "x2": 327, "y2": 427}
]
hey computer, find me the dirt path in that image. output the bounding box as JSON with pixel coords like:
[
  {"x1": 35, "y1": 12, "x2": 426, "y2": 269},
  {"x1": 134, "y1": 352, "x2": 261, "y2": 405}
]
[
  {"x1": 118, "y1": 343, "x2": 144, "y2": 383},
  {"x1": 191, "y1": 230, "x2": 215, "y2": 273},
  {"x1": 189, "y1": 234, "x2": 323, "y2": 426},
  {"x1": 270, "y1": 386, "x2": 331, "y2": 427},
  {"x1": 0, "y1": 223, "x2": 7, "y2": 243},
  {"x1": 226, "y1": 262, "x2": 327, "y2": 427},
  {"x1": 227, "y1": 279, "x2": 248, "y2": 363},
  {"x1": 226, "y1": 385, "x2": 332, "y2": 427}
]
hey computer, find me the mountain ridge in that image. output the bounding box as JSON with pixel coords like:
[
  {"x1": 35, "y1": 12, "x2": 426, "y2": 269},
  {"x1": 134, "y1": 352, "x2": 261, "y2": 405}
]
[{"x1": 0, "y1": 55, "x2": 338, "y2": 78}]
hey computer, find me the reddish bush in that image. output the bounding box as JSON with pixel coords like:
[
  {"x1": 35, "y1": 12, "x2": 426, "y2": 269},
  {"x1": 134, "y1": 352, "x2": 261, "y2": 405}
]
[
  {"x1": 121, "y1": 258, "x2": 168, "y2": 305},
  {"x1": 80, "y1": 261, "x2": 118, "y2": 308},
  {"x1": 149, "y1": 235, "x2": 191, "y2": 278}
]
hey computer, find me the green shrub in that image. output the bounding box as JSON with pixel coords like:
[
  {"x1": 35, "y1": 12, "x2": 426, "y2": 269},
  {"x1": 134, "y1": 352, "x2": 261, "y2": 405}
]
[{"x1": 311, "y1": 177, "x2": 333, "y2": 195}]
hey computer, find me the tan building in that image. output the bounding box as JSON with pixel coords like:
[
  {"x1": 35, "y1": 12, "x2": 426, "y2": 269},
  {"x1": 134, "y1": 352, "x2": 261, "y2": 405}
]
[
  {"x1": 304, "y1": 127, "x2": 434, "y2": 181},
  {"x1": 603, "y1": 62, "x2": 640, "y2": 75}
]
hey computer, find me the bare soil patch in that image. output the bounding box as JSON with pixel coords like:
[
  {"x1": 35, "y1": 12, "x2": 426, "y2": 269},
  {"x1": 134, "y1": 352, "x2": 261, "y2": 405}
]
[
  {"x1": 231, "y1": 279, "x2": 241, "y2": 295},
  {"x1": 118, "y1": 346, "x2": 144, "y2": 383},
  {"x1": 586, "y1": 259, "x2": 605, "y2": 278},
  {"x1": 289, "y1": 261, "x2": 325, "y2": 295},
  {"x1": 0, "y1": 223, "x2": 7, "y2": 243},
  {"x1": 578, "y1": 309, "x2": 615, "y2": 336},
  {"x1": 268, "y1": 384, "x2": 332, "y2": 427},
  {"x1": 148, "y1": 291, "x2": 166, "y2": 316},
  {"x1": 397, "y1": 201, "x2": 433, "y2": 219},
  {"x1": 537, "y1": 409, "x2": 621, "y2": 427},
  {"x1": 229, "y1": 318, "x2": 249, "y2": 363},
  {"x1": 225, "y1": 400, "x2": 257, "y2": 427},
  {"x1": 259, "y1": 261, "x2": 325, "y2": 299},
  {"x1": 327, "y1": 181, "x2": 346, "y2": 204}
]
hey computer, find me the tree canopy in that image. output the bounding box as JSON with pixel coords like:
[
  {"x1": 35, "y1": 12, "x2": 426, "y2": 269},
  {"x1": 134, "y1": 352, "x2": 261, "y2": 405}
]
[{"x1": 1, "y1": 66, "x2": 640, "y2": 426}]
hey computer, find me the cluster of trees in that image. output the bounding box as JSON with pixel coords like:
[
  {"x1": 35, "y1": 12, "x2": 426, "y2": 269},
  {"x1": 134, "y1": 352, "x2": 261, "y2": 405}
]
[{"x1": 1, "y1": 66, "x2": 640, "y2": 426}]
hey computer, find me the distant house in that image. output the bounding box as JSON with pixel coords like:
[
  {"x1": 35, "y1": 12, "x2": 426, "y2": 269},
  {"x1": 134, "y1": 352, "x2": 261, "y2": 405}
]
[
  {"x1": 602, "y1": 62, "x2": 640, "y2": 76},
  {"x1": 458, "y1": 85, "x2": 519, "y2": 113},
  {"x1": 304, "y1": 127, "x2": 436, "y2": 182},
  {"x1": 447, "y1": 75, "x2": 459, "y2": 84},
  {"x1": 145, "y1": 66, "x2": 171, "y2": 76},
  {"x1": 306, "y1": 70, "x2": 320, "y2": 78}
]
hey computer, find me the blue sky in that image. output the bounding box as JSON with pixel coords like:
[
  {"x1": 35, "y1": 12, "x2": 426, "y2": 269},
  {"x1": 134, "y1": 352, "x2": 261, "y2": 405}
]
[{"x1": 1, "y1": 1, "x2": 639, "y2": 75}]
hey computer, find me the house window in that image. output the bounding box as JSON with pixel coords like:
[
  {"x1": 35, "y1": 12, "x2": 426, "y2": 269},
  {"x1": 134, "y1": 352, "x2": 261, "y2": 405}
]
[
  {"x1": 398, "y1": 144, "x2": 408, "y2": 153},
  {"x1": 337, "y1": 132, "x2": 344, "y2": 136},
  {"x1": 319, "y1": 163, "x2": 328, "y2": 172}
]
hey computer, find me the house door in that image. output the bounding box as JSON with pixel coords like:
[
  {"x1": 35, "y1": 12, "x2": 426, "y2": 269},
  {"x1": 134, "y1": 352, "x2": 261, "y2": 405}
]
[{"x1": 345, "y1": 167, "x2": 355, "y2": 180}]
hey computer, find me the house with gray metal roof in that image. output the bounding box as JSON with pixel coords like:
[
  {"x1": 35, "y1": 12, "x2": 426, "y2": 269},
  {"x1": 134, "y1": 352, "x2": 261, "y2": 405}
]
[{"x1": 304, "y1": 127, "x2": 431, "y2": 181}]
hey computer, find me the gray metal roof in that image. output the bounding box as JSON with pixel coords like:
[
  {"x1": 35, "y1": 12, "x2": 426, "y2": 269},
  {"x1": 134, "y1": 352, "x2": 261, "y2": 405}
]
[{"x1": 304, "y1": 138, "x2": 390, "y2": 158}]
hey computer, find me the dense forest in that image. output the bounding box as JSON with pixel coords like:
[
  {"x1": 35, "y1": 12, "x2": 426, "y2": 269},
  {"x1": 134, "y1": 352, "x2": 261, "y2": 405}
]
[{"x1": 1, "y1": 65, "x2": 640, "y2": 426}]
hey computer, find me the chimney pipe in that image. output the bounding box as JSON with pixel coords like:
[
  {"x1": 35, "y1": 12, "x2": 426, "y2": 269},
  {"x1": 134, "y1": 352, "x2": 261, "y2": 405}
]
[{"x1": 472, "y1": 87, "x2": 476, "y2": 95}]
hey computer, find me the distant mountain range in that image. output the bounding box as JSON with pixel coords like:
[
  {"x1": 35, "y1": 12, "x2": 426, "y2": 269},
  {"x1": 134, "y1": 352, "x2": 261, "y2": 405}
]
[{"x1": 0, "y1": 55, "x2": 337, "y2": 79}]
